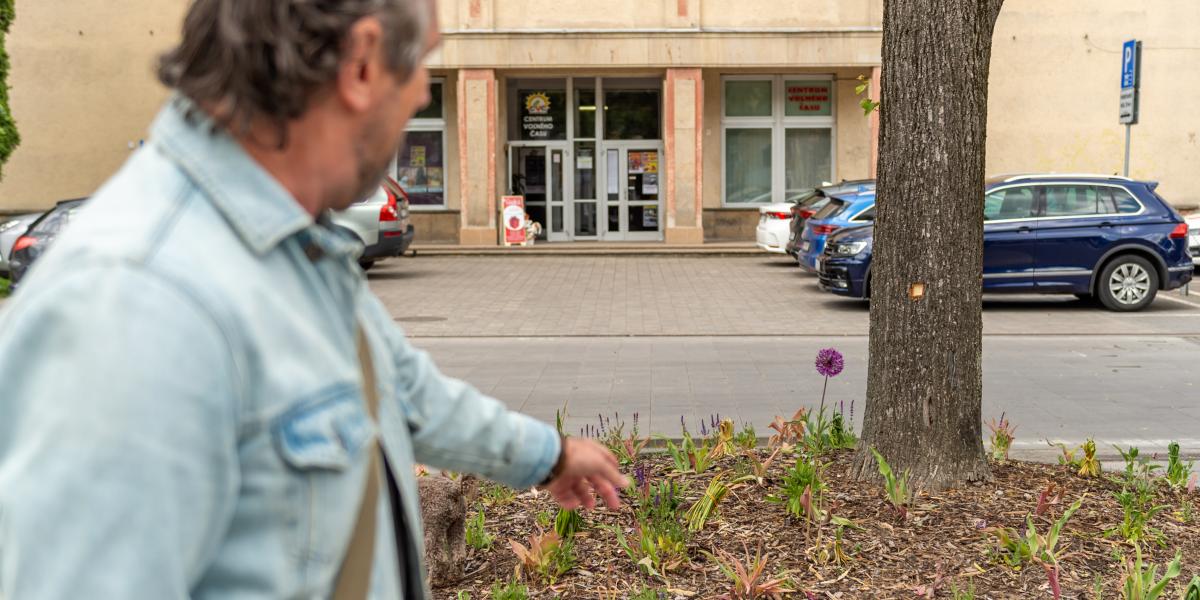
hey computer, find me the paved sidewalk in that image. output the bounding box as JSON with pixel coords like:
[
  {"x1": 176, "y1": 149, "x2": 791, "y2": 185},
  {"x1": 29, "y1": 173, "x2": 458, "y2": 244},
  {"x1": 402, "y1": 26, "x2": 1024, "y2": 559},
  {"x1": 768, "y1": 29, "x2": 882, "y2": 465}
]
[{"x1": 370, "y1": 255, "x2": 1200, "y2": 338}]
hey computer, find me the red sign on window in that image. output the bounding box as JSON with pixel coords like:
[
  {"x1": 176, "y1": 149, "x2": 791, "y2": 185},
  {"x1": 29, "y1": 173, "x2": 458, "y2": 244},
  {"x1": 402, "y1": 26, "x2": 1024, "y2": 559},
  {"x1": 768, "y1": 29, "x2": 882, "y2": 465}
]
[{"x1": 785, "y1": 82, "x2": 832, "y2": 116}]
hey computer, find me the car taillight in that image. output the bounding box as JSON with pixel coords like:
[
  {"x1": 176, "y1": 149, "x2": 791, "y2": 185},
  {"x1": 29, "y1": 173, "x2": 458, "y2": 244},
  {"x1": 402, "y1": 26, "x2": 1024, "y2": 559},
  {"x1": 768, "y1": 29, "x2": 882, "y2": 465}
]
[
  {"x1": 11, "y1": 236, "x2": 36, "y2": 252},
  {"x1": 1169, "y1": 223, "x2": 1189, "y2": 239},
  {"x1": 379, "y1": 202, "x2": 399, "y2": 223},
  {"x1": 799, "y1": 209, "x2": 816, "y2": 219},
  {"x1": 768, "y1": 212, "x2": 791, "y2": 220},
  {"x1": 813, "y1": 224, "x2": 839, "y2": 235}
]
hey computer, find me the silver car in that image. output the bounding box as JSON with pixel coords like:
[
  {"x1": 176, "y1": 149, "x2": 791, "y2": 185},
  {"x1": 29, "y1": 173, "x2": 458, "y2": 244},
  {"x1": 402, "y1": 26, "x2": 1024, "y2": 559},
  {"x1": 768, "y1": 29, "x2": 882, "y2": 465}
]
[
  {"x1": 0, "y1": 213, "x2": 43, "y2": 277},
  {"x1": 331, "y1": 176, "x2": 414, "y2": 271}
]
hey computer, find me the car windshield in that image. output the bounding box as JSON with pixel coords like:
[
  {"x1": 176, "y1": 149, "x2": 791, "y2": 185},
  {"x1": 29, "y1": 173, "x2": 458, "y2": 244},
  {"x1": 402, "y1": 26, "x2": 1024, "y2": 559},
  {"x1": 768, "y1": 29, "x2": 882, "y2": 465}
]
[
  {"x1": 812, "y1": 198, "x2": 847, "y2": 220},
  {"x1": 798, "y1": 191, "x2": 829, "y2": 209},
  {"x1": 33, "y1": 204, "x2": 82, "y2": 236}
]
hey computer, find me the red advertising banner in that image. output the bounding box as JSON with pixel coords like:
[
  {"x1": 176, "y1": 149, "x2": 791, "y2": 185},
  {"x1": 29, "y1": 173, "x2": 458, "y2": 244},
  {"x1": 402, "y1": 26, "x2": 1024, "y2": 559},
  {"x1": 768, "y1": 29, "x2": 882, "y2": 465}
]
[{"x1": 502, "y1": 196, "x2": 527, "y2": 246}]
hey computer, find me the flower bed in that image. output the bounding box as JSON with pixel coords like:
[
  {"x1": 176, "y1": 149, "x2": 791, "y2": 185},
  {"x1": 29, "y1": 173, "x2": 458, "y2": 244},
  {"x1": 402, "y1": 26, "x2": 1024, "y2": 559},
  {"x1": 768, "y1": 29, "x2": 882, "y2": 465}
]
[{"x1": 438, "y1": 443, "x2": 1199, "y2": 599}]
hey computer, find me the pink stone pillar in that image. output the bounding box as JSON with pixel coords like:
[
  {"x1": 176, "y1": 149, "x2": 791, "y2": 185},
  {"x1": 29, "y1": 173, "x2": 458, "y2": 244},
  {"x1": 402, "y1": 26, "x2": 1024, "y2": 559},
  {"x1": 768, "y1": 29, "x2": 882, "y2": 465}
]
[
  {"x1": 664, "y1": 68, "x2": 704, "y2": 244},
  {"x1": 456, "y1": 69, "x2": 497, "y2": 245}
]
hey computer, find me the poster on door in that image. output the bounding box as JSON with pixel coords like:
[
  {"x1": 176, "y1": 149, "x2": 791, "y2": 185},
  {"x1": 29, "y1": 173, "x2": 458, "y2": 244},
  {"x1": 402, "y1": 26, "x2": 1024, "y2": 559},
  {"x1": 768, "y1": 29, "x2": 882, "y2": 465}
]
[
  {"x1": 502, "y1": 196, "x2": 527, "y2": 246},
  {"x1": 627, "y1": 151, "x2": 658, "y2": 175},
  {"x1": 642, "y1": 172, "x2": 659, "y2": 195}
]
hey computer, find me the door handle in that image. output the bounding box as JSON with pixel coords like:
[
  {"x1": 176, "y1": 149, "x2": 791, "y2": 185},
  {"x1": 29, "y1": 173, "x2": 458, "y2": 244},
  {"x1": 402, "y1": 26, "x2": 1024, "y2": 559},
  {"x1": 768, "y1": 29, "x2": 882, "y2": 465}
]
[
  {"x1": 1099, "y1": 221, "x2": 1114, "y2": 228},
  {"x1": 1017, "y1": 225, "x2": 1032, "y2": 233}
]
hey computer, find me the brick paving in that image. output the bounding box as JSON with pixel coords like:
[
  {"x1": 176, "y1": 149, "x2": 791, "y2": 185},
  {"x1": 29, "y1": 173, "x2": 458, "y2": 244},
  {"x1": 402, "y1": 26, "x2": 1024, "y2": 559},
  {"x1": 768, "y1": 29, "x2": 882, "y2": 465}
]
[{"x1": 368, "y1": 254, "x2": 1200, "y2": 338}]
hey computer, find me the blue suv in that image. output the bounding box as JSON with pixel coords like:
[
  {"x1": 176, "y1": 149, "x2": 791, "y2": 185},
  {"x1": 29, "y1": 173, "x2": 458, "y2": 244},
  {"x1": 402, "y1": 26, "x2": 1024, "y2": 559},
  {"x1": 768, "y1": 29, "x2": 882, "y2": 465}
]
[
  {"x1": 817, "y1": 175, "x2": 1194, "y2": 311},
  {"x1": 796, "y1": 191, "x2": 876, "y2": 272}
]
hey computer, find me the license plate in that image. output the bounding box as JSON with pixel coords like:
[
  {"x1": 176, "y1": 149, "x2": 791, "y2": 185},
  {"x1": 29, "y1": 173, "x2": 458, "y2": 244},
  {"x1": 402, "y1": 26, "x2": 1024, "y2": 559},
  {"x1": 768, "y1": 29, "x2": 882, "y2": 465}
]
[
  {"x1": 801, "y1": 241, "x2": 810, "y2": 252},
  {"x1": 1191, "y1": 232, "x2": 1200, "y2": 247}
]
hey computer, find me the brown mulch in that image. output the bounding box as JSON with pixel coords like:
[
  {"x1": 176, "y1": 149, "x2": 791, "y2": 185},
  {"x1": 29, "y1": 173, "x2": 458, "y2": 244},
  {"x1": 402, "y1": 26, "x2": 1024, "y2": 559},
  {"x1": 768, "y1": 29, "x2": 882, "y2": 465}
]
[{"x1": 435, "y1": 448, "x2": 1200, "y2": 599}]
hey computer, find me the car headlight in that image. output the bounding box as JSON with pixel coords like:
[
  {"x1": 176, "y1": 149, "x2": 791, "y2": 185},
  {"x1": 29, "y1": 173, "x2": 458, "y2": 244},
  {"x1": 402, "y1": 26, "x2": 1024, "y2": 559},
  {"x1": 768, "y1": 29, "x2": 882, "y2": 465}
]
[{"x1": 831, "y1": 241, "x2": 868, "y2": 256}]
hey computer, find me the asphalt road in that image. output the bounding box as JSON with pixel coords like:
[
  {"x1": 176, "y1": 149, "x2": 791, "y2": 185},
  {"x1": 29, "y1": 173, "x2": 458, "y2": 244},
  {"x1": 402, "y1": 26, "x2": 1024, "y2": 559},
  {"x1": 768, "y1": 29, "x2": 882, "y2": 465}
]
[{"x1": 367, "y1": 253, "x2": 1200, "y2": 461}]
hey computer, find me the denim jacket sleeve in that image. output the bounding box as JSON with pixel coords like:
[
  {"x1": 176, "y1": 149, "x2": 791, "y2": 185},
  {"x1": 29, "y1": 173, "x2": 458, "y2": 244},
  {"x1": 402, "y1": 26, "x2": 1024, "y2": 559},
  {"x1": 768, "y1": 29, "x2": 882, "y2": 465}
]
[
  {"x1": 0, "y1": 265, "x2": 240, "y2": 598},
  {"x1": 363, "y1": 297, "x2": 560, "y2": 489}
]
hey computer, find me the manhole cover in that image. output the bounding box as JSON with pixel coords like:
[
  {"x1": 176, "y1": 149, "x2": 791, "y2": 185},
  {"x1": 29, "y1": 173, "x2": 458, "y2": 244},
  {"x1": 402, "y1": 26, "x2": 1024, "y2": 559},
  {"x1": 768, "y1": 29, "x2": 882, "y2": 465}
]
[{"x1": 394, "y1": 316, "x2": 447, "y2": 323}]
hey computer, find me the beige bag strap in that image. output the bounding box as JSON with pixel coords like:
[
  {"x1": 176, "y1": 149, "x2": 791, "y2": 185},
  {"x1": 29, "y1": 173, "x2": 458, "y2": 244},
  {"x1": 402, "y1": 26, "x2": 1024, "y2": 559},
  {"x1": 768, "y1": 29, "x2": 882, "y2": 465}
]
[{"x1": 333, "y1": 326, "x2": 383, "y2": 600}]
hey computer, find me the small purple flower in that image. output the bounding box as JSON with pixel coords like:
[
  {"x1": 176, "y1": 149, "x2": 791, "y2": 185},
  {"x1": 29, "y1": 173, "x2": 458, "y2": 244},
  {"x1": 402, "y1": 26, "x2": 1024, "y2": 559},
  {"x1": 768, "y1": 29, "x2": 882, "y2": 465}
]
[
  {"x1": 700, "y1": 420, "x2": 708, "y2": 436},
  {"x1": 815, "y1": 347, "x2": 845, "y2": 378},
  {"x1": 633, "y1": 412, "x2": 639, "y2": 426},
  {"x1": 634, "y1": 463, "x2": 648, "y2": 488},
  {"x1": 850, "y1": 399, "x2": 855, "y2": 421},
  {"x1": 710, "y1": 414, "x2": 718, "y2": 429}
]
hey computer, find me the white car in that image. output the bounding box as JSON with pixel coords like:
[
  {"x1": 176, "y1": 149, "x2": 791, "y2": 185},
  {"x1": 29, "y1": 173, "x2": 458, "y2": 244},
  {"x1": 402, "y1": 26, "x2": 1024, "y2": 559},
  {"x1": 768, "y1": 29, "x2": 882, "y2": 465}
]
[
  {"x1": 1187, "y1": 213, "x2": 1200, "y2": 265},
  {"x1": 755, "y1": 202, "x2": 795, "y2": 254}
]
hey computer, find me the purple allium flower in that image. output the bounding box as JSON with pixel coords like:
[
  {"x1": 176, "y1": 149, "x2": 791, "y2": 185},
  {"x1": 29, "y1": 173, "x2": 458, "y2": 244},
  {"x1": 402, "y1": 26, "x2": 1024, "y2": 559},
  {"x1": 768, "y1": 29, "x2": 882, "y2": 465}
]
[{"x1": 815, "y1": 347, "x2": 845, "y2": 378}]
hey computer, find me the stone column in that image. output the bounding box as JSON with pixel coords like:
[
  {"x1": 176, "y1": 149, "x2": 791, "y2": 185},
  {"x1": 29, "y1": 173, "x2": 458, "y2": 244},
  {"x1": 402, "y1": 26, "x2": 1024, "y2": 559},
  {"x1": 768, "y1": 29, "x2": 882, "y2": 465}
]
[
  {"x1": 464, "y1": 0, "x2": 494, "y2": 30},
  {"x1": 663, "y1": 0, "x2": 699, "y2": 29},
  {"x1": 664, "y1": 68, "x2": 704, "y2": 244},
  {"x1": 457, "y1": 69, "x2": 498, "y2": 245}
]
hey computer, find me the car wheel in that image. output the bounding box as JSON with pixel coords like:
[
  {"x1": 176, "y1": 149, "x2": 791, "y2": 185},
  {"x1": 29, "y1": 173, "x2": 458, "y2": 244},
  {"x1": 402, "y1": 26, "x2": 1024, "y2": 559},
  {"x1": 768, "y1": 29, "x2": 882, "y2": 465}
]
[
  {"x1": 358, "y1": 260, "x2": 376, "y2": 271},
  {"x1": 1097, "y1": 255, "x2": 1158, "y2": 312}
]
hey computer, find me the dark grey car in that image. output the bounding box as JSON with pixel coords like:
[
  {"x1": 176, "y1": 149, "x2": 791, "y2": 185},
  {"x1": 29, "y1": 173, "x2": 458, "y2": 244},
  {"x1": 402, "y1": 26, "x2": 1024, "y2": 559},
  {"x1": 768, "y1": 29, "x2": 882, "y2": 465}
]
[
  {"x1": 9, "y1": 199, "x2": 86, "y2": 288},
  {"x1": 0, "y1": 213, "x2": 43, "y2": 277}
]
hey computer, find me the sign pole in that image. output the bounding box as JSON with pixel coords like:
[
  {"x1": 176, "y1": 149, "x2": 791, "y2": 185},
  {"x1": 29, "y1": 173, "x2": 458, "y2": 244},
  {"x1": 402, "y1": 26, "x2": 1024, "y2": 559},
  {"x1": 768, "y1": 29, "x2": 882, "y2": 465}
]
[
  {"x1": 1123, "y1": 124, "x2": 1131, "y2": 177},
  {"x1": 1118, "y1": 39, "x2": 1140, "y2": 175}
]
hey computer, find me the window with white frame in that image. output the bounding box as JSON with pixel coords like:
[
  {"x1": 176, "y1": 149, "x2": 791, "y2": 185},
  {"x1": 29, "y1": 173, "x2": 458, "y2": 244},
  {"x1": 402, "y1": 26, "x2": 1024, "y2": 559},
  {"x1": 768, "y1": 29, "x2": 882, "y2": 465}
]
[
  {"x1": 395, "y1": 79, "x2": 446, "y2": 208},
  {"x1": 722, "y1": 76, "x2": 835, "y2": 206}
]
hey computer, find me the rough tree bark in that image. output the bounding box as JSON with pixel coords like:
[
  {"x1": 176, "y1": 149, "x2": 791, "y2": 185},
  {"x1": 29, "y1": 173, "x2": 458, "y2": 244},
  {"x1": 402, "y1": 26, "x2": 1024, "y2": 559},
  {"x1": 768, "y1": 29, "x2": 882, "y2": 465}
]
[{"x1": 854, "y1": 0, "x2": 1006, "y2": 491}]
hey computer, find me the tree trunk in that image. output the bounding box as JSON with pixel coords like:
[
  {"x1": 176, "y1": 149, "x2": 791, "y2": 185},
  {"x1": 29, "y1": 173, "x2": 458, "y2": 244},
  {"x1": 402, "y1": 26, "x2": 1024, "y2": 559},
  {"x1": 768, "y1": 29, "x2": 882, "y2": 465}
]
[{"x1": 853, "y1": 0, "x2": 1005, "y2": 491}]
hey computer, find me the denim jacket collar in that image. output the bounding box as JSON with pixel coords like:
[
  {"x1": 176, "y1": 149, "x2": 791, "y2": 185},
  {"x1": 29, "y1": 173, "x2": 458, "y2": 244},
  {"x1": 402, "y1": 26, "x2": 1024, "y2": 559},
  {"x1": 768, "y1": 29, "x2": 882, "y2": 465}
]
[{"x1": 151, "y1": 96, "x2": 317, "y2": 256}]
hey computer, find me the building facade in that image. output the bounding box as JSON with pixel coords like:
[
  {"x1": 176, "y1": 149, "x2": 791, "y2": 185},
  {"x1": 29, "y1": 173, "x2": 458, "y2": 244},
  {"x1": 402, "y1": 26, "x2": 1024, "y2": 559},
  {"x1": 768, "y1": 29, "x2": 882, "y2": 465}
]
[{"x1": 2, "y1": 0, "x2": 1198, "y2": 245}]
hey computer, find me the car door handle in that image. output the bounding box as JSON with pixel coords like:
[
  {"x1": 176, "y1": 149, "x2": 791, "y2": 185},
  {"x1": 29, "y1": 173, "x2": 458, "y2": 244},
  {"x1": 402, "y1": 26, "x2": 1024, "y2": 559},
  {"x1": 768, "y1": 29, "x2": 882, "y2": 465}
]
[
  {"x1": 1098, "y1": 221, "x2": 1114, "y2": 228},
  {"x1": 1018, "y1": 225, "x2": 1032, "y2": 233}
]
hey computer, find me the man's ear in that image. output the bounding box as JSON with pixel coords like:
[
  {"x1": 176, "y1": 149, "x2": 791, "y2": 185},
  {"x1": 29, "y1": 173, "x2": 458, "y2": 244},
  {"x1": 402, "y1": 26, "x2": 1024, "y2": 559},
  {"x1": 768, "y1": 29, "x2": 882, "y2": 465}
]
[{"x1": 335, "y1": 16, "x2": 386, "y2": 113}]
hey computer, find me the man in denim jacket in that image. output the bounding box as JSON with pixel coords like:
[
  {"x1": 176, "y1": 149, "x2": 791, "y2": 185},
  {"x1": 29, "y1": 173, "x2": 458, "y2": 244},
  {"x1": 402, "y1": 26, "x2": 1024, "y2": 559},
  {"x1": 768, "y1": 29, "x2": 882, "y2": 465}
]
[{"x1": 0, "y1": 1, "x2": 627, "y2": 598}]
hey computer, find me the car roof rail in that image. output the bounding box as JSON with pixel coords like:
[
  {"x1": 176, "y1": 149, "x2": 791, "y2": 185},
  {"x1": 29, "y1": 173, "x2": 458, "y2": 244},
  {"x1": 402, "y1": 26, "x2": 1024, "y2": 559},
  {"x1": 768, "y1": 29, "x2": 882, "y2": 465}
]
[{"x1": 1001, "y1": 173, "x2": 1135, "y2": 183}]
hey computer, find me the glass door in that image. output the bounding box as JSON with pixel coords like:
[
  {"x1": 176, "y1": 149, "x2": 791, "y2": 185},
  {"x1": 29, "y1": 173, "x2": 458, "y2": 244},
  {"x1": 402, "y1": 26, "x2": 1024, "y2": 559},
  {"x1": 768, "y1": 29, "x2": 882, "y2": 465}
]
[
  {"x1": 602, "y1": 143, "x2": 664, "y2": 241},
  {"x1": 508, "y1": 143, "x2": 571, "y2": 241}
]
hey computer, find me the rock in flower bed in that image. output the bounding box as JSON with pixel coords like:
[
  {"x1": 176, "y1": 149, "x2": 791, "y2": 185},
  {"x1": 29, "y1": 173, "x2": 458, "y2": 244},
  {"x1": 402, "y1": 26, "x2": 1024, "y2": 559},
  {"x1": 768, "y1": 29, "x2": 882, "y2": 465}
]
[{"x1": 435, "y1": 429, "x2": 1200, "y2": 599}]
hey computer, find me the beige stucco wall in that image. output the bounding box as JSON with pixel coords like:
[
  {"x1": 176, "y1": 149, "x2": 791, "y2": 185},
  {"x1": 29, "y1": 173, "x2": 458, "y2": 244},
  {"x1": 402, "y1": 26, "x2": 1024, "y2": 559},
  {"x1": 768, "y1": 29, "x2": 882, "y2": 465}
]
[
  {"x1": 6, "y1": 0, "x2": 1198, "y2": 219},
  {"x1": 987, "y1": 0, "x2": 1200, "y2": 207},
  {"x1": 438, "y1": 0, "x2": 880, "y2": 31},
  {"x1": 0, "y1": 0, "x2": 187, "y2": 211}
]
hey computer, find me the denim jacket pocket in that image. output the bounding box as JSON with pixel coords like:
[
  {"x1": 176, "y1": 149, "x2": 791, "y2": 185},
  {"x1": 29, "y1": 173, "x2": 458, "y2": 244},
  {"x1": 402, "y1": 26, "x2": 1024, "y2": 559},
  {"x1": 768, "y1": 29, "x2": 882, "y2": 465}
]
[
  {"x1": 273, "y1": 384, "x2": 375, "y2": 471},
  {"x1": 271, "y1": 384, "x2": 376, "y2": 572}
]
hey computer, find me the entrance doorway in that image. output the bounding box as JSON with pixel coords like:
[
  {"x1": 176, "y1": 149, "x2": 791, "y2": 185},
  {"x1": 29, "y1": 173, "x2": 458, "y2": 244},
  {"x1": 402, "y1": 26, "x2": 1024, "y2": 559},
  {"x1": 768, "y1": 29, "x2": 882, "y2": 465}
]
[
  {"x1": 506, "y1": 76, "x2": 664, "y2": 242},
  {"x1": 509, "y1": 143, "x2": 571, "y2": 242},
  {"x1": 603, "y1": 143, "x2": 663, "y2": 241}
]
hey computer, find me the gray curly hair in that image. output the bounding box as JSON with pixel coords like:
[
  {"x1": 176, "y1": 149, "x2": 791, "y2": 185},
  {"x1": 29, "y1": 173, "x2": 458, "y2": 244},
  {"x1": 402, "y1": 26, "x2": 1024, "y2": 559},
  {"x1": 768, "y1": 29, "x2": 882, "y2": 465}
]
[{"x1": 158, "y1": 0, "x2": 431, "y2": 142}]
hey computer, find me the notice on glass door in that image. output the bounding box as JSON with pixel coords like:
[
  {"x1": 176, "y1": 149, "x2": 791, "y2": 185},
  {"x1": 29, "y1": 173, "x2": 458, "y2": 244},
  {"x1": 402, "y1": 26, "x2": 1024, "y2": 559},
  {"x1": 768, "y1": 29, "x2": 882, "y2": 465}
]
[{"x1": 642, "y1": 172, "x2": 658, "y2": 195}]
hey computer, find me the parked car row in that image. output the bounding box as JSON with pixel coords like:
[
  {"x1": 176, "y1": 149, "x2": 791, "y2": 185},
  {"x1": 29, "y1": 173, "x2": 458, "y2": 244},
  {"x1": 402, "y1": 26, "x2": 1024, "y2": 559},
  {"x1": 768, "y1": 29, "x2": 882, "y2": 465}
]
[
  {"x1": 763, "y1": 174, "x2": 1195, "y2": 312},
  {"x1": 0, "y1": 177, "x2": 415, "y2": 291},
  {"x1": 754, "y1": 179, "x2": 875, "y2": 254}
]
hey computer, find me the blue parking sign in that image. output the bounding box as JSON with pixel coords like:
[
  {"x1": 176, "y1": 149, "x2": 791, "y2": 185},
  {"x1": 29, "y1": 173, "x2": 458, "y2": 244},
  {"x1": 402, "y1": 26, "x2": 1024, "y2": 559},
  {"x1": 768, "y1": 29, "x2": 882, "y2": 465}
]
[{"x1": 1121, "y1": 40, "x2": 1138, "y2": 89}]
